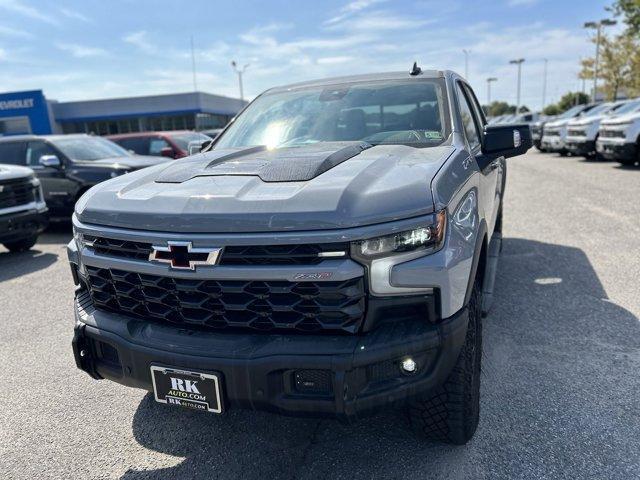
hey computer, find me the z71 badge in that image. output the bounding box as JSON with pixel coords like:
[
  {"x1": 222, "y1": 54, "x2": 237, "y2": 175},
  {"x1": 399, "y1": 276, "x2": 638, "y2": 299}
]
[{"x1": 293, "y1": 272, "x2": 333, "y2": 280}]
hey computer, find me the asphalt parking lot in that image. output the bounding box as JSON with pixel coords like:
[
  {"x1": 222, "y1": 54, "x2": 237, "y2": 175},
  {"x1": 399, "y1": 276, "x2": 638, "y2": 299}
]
[{"x1": 1, "y1": 149, "x2": 639, "y2": 480}]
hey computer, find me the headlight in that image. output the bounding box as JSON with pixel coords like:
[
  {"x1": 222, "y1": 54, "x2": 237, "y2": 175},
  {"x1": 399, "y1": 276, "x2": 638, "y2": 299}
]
[
  {"x1": 73, "y1": 227, "x2": 83, "y2": 249},
  {"x1": 353, "y1": 210, "x2": 446, "y2": 259},
  {"x1": 73, "y1": 228, "x2": 93, "y2": 250}
]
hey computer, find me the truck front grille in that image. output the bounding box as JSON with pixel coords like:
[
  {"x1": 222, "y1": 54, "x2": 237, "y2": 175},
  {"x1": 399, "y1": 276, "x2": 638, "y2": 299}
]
[
  {"x1": 220, "y1": 243, "x2": 349, "y2": 265},
  {"x1": 0, "y1": 178, "x2": 36, "y2": 210},
  {"x1": 600, "y1": 129, "x2": 625, "y2": 138},
  {"x1": 86, "y1": 236, "x2": 151, "y2": 260},
  {"x1": 84, "y1": 236, "x2": 349, "y2": 266},
  {"x1": 85, "y1": 266, "x2": 366, "y2": 333},
  {"x1": 567, "y1": 129, "x2": 586, "y2": 137}
]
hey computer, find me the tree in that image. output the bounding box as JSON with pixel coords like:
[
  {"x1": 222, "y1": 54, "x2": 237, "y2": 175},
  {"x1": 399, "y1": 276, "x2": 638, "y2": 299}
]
[
  {"x1": 543, "y1": 104, "x2": 561, "y2": 116},
  {"x1": 482, "y1": 101, "x2": 531, "y2": 117},
  {"x1": 579, "y1": 32, "x2": 636, "y2": 100},
  {"x1": 539, "y1": 91, "x2": 588, "y2": 117},
  {"x1": 556, "y1": 92, "x2": 589, "y2": 111},
  {"x1": 610, "y1": 0, "x2": 640, "y2": 36}
]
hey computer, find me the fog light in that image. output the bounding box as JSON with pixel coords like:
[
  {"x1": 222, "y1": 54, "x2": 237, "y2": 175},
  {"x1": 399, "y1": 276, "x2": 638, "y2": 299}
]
[{"x1": 401, "y1": 358, "x2": 417, "y2": 373}]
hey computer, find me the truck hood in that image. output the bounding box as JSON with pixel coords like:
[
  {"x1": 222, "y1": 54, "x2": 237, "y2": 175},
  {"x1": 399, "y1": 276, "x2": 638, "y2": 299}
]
[
  {"x1": 76, "y1": 142, "x2": 455, "y2": 233},
  {"x1": 0, "y1": 164, "x2": 34, "y2": 182},
  {"x1": 601, "y1": 112, "x2": 640, "y2": 126},
  {"x1": 545, "y1": 118, "x2": 573, "y2": 128},
  {"x1": 75, "y1": 155, "x2": 169, "y2": 170},
  {"x1": 568, "y1": 115, "x2": 609, "y2": 127}
]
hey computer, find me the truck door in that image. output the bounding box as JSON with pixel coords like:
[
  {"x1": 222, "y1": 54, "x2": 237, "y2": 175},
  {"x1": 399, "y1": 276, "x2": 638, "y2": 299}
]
[
  {"x1": 464, "y1": 83, "x2": 505, "y2": 231},
  {"x1": 26, "y1": 140, "x2": 76, "y2": 216},
  {"x1": 455, "y1": 81, "x2": 502, "y2": 234}
]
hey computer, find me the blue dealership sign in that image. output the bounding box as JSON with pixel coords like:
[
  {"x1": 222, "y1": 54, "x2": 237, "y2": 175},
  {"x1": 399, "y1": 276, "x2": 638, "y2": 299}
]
[{"x1": 0, "y1": 90, "x2": 53, "y2": 135}]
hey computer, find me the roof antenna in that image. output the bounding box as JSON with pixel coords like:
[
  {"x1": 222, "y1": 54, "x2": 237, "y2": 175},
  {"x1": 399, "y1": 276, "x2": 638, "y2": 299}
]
[{"x1": 409, "y1": 62, "x2": 422, "y2": 76}]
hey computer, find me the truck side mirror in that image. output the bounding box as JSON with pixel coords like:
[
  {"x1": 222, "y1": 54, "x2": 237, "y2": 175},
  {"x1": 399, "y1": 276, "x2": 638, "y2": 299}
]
[
  {"x1": 187, "y1": 140, "x2": 211, "y2": 155},
  {"x1": 39, "y1": 154, "x2": 61, "y2": 168},
  {"x1": 481, "y1": 124, "x2": 532, "y2": 159}
]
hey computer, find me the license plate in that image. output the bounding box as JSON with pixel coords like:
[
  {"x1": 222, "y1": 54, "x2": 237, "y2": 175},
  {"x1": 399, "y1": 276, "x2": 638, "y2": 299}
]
[{"x1": 150, "y1": 366, "x2": 223, "y2": 413}]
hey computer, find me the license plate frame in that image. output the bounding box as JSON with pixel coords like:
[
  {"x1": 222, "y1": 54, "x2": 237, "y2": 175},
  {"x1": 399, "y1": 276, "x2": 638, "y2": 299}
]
[{"x1": 150, "y1": 365, "x2": 223, "y2": 414}]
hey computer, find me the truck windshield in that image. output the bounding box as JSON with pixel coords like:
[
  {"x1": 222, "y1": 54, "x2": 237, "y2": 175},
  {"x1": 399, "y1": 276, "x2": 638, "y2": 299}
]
[
  {"x1": 558, "y1": 105, "x2": 588, "y2": 119},
  {"x1": 582, "y1": 103, "x2": 614, "y2": 117},
  {"x1": 52, "y1": 136, "x2": 131, "y2": 161},
  {"x1": 215, "y1": 79, "x2": 450, "y2": 149},
  {"x1": 614, "y1": 99, "x2": 640, "y2": 115}
]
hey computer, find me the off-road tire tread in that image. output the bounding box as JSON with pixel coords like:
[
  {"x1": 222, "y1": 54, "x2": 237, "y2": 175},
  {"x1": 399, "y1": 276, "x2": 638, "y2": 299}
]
[{"x1": 406, "y1": 277, "x2": 482, "y2": 445}]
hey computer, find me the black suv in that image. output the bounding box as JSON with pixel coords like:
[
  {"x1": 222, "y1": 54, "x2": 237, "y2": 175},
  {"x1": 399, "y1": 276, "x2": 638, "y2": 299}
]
[{"x1": 0, "y1": 134, "x2": 170, "y2": 218}]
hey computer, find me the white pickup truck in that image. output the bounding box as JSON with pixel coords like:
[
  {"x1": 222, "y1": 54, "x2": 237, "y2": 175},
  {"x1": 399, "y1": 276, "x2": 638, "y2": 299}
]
[{"x1": 596, "y1": 99, "x2": 640, "y2": 166}]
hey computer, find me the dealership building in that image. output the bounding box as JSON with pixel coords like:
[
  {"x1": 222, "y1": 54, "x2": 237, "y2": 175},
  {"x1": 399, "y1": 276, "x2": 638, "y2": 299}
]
[{"x1": 0, "y1": 89, "x2": 247, "y2": 136}]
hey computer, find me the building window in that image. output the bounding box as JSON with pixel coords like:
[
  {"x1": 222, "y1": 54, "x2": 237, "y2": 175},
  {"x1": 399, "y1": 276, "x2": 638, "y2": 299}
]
[
  {"x1": 195, "y1": 113, "x2": 230, "y2": 130},
  {"x1": 59, "y1": 112, "x2": 232, "y2": 135}
]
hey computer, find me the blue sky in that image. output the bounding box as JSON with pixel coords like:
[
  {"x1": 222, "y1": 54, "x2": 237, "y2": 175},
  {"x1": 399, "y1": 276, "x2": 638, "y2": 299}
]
[{"x1": 0, "y1": 0, "x2": 616, "y2": 110}]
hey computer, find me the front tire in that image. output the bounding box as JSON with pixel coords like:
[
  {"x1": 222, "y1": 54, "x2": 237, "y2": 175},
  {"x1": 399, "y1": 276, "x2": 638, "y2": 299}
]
[
  {"x1": 406, "y1": 276, "x2": 483, "y2": 445},
  {"x1": 619, "y1": 144, "x2": 640, "y2": 167},
  {"x1": 3, "y1": 235, "x2": 38, "y2": 252}
]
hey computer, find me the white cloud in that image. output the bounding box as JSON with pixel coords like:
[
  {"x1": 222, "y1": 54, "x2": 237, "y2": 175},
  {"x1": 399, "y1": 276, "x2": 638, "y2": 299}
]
[
  {"x1": 325, "y1": 0, "x2": 388, "y2": 25},
  {"x1": 0, "y1": 0, "x2": 58, "y2": 25},
  {"x1": 0, "y1": 47, "x2": 6, "y2": 60},
  {"x1": 123, "y1": 30, "x2": 156, "y2": 54},
  {"x1": 0, "y1": 25, "x2": 32, "y2": 38},
  {"x1": 327, "y1": 10, "x2": 434, "y2": 31},
  {"x1": 317, "y1": 56, "x2": 353, "y2": 65},
  {"x1": 59, "y1": 8, "x2": 91, "y2": 22},
  {"x1": 507, "y1": 0, "x2": 539, "y2": 6},
  {"x1": 56, "y1": 43, "x2": 108, "y2": 58}
]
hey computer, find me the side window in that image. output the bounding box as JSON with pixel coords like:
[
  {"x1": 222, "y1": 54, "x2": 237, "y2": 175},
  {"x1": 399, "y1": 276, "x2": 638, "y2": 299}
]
[
  {"x1": 149, "y1": 138, "x2": 170, "y2": 155},
  {"x1": 26, "y1": 141, "x2": 58, "y2": 166},
  {"x1": 115, "y1": 137, "x2": 149, "y2": 155},
  {"x1": 455, "y1": 83, "x2": 481, "y2": 150},
  {"x1": 463, "y1": 84, "x2": 486, "y2": 128},
  {"x1": 0, "y1": 142, "x2": 27, "y2": 165}
]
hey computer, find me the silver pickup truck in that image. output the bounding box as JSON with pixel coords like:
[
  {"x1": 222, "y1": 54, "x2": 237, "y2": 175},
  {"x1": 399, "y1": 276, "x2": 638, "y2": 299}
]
[{"x1": 68, "y1": 68, "x2": 531, "y2": 444}]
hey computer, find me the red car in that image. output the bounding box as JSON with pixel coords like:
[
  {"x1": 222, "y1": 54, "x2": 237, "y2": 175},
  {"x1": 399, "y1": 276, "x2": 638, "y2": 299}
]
[{"x1": 107, "y1": 131, "x2": 211, "y2": 159}]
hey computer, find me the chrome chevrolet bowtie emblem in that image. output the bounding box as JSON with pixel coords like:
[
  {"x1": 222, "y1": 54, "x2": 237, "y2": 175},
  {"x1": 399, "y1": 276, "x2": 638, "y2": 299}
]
[{"x1": 149, "y1": 242, "x2": 221, "y2": 270}]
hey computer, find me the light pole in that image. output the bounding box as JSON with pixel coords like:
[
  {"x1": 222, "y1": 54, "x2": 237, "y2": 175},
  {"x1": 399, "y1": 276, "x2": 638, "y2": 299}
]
[
  {"x1": 584, "y1": 19, "x2": 616, "y2": 102},
  {"x1": 231, "y1": 61, "x2": 250, "y2": 101},
  {"x1": 190, "y1": 36, "x2": 198, "y2": 92},
  {"x1": 486, "y1": 77, "x2": 497, "y2": 105},
  {"x1": 462, "y1": 49, "x2": 470, "y2": 80},
  {"x1": 541, "y1": 58, "x2": 548, "y2": 112},
  {"x1": 509, "y1": 58, "x2": 525, "y2": 114}
]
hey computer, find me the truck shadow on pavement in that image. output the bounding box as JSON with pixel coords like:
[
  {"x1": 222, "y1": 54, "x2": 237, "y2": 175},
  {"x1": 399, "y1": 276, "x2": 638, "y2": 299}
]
[
  {"x1": 123, "y1": 238, "x2": 640, "y2": 480},
  {"x1": 0, "y1": 248, "x2": 58, "y2": 284}
]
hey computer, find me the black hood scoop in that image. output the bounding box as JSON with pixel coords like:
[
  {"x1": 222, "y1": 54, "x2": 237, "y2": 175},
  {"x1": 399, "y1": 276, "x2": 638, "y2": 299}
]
[{"x1": 155, "y1": 141, "x2": 371, "y2": 183}]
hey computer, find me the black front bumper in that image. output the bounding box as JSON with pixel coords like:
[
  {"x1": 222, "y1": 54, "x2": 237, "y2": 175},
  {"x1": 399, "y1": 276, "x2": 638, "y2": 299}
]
[
  {"x1": 72, "y1": 293, "x2": 468, "y2": 420},
  {"x1": 598, "y1": 142, "x2": 637, "y2": 161},
  {"x1": 0, "y1": 208, "x2": 48, "y2": 244},
  {"x1": 565, "y1": 140, "x2": 595, "y2": 156}
]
